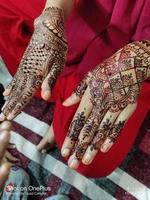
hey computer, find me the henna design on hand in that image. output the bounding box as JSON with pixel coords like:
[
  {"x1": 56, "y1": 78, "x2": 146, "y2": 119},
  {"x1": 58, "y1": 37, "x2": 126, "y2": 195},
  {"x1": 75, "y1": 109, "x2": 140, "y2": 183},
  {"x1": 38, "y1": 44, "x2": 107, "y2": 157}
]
[
  {"x1": 68, "y1": 111, "x2": 86, "y2": 143},
  {"x1": 88, "y1": 40, "x2": 150, "y2": 151},
  {"x1": 2, "y1": 7, "x2": 68, "y2": 119},
  {"x1": 73, "y1": 115, "x2": 99, "y2": 160},
  {"x1": 66, "y1": 40, "x2": 150, "y2": 163}
]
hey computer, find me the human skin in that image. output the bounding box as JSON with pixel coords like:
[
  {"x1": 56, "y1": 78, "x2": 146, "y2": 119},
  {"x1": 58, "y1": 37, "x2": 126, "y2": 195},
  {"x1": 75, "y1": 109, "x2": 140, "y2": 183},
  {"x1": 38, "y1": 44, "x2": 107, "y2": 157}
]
[
  {"x1": 61, "y1": 40, "x2": 150, "y2": 169},
  {"x1": 0, "y1": 0, "x2": 74, "y2": 122},
  {"x1": 0, "y1": 121, "x2": 12, "y2": 189}
]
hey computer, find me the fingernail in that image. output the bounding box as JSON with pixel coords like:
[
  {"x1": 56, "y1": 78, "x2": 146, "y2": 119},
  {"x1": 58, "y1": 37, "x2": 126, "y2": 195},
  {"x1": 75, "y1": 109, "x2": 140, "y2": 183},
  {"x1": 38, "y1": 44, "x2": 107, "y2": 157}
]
[
  {"x1": 101, "y1": 143, "x2": 113, "y2": 153},
  {"x1": 62, "y1": 98, "x2": 70, "y2": 106},
  {"x1": 44, "y1": 90, "x2": 51, "y2": 98},
  {"x1": 63, "y1": 94, "x2": 75, "y2": 106},
  {"x1": 69, "y1": 158, "x2": 79, "y2": 169},
  {"x1": 3, "y1": 90, "x2": 9, "y2": 96},
  {"x1": 0, "y1": 113, "x2": 6, "y2": 121},
  {"x1": 7, "y1": 113, "x2": 15, "y2": 120},
  {"x1": 61, "y1": 148, "x2": 70, "y2": 157},
  {"x1": 41, "y1": 149, "x2": 47, "y2": 154},
  {"x1": 83, "y1": 154, "x2": 92, "y2": 165}
]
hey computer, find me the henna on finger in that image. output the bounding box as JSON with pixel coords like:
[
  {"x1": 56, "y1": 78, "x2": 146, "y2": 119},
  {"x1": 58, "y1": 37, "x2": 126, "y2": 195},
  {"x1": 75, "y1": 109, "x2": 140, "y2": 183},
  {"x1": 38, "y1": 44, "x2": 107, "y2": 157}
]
[
  {"x1": 72, "y1": 110, "x2": 104, "y2": 160},
  {"x1": 68, "y1": 40, "x2": 150, "y2": 167},
  {"x1": 108, "y1": 120, "x2": 125, "y2": 142},
  {"x1": 68, "y1": 111, "x2": 86, "y2": 143},
  {"x1": 90, "y1": 118, "x2": 113, "y2": 151},
  {"x1": 74, "y1": 76, "x2": 89, "y2": 98},
  {"x1": 1, "y1": 7, "x2": 68, "y2": 120}
]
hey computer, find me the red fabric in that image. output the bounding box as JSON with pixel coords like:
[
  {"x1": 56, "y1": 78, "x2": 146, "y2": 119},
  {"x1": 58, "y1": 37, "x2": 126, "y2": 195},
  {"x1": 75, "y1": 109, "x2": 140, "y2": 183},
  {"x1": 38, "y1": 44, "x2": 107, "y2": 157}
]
[{"x1": 0, "y1": 0, "x2": 150, "y2": 177}]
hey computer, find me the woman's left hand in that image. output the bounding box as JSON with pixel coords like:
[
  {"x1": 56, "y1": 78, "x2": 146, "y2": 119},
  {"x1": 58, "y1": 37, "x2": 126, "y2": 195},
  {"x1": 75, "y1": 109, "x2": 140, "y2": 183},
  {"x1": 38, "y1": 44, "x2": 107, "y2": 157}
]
[{"x1": 61, "y1": 41, "x2": 150, "y2": 169}]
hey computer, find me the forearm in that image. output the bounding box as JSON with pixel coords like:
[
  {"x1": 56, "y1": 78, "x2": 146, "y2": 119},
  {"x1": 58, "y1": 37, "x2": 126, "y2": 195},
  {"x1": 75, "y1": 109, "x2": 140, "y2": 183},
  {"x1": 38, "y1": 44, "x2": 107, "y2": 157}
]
[{"x1": 44, "y1": 0, "x2": 75, "y2": 19}]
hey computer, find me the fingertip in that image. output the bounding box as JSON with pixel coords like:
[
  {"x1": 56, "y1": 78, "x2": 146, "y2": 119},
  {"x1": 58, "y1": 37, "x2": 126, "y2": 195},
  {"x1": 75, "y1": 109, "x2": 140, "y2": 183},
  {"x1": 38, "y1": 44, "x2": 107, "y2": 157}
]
[
  {"x1": 63, "y1": 93, "x2": 80, "y2": 107},
  {"x1": 3, "y1": 89, "x2": 11, "y2": 97},
  {"x1": 61, "y1": 148, "x2": 70, "y2": 157},
  {"x1": 0, "y1": 121, "x2": 12, "y2": 130},
  {"x1": 3, "y1": 92, "x2": 8, "y2": 97},
  {"x1": 41, "y1": 149, "x2": 47, "y2": 154},
  {"x1": 37, "y1": 138, "x2": 47, "y2": 151},
  {"x1": 100, "y1": 139, "x2": 113, "y2": 153},
  {"x1": 41, "y1": 89, "x2": 51, "y2": 101},
  {"x1": 62, "y1": 99, "x2": 70, "y2": 106},
  {"x1": 0, "y1": 113, "x2": 6, "y2": 121},
  {"x1": 68, "y1": 158, "x2": 80, "y2": 169}
]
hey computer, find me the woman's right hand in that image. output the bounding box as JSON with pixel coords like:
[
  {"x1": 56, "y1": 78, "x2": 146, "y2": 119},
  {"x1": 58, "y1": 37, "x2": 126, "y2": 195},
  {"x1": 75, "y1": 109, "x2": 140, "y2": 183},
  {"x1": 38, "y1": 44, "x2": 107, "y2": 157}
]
[{"x1": 0, "y1": 6, "x2": 68, "y2": 121}]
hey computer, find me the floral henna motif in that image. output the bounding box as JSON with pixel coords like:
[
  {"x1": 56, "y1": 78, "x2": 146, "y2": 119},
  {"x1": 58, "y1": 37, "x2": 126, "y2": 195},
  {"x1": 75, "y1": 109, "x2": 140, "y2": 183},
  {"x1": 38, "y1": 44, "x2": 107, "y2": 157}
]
[
  {"x1": 108, "y1": 120, "x2": 125, "y2": 142},
  {"x1": 90, "y1": 118, "x2": 113, "y2": 151},
  {"x1": 68, "y1": 111, "x2": 86, "y2": 143},
  {"x1": 87, "y1": 41, "x2": 150, "y2": 151},
  {"x1": 75, "y1": 80, "x2": 87, "y2": 98},
  {"x1": 69, "y1": 41, "x2": 150, "y2": 160},
  {"x1": 2, "y1": 7, "x2": 68, "y2": 117},
  {"x1": 73, "y1": 140, "x2": 89, "y2": 160},
  {"x1": 73, "y1": 116, "x2": 99, "y2": 159}
]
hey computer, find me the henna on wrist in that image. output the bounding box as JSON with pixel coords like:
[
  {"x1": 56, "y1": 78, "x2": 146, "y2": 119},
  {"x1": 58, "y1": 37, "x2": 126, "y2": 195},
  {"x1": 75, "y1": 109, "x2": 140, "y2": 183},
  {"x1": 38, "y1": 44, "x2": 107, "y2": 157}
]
[{"x1": 1, "y1": 7, "x2": 68, "y2": 120}]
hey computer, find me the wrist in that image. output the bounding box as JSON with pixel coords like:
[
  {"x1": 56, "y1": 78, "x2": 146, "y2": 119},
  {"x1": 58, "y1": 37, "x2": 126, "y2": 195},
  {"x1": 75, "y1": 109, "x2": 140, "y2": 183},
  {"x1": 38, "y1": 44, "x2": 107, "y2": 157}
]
[{"x1": 44, "y1": 0, "x2": 74, "y2": 19}]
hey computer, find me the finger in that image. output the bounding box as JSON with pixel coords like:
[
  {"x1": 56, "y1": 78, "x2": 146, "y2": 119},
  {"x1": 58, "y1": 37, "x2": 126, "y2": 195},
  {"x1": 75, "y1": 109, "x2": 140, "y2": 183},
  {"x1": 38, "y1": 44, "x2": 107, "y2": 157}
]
[
  {"x1": 41, "y1": 73, "x2": 52, "y2": 101},
  {"x1": 0, "y1": 130, "x2": 10, "y2": 161},
  {"x1": 101, "y1": 103, "x2": 137, "y2": 152},
  {"x1": 37, "y1": 125, "x2": 55, "y2": 152},
  {"x1": 68, "y1": 107, "x2": 106, "y2": 169},
  {"x1": 3, "y1": 77, "x2": 17, "y2": 97},
  {"x1": 0, "y1": 77, "x2": 25, "y2": 120},
  {"x1": 0, "y1": 121, "x2": 12, "y2": 131},
  {"x1": 63, "y1": 77, "x2": 89, "y2": 107},
  {"x1": 37, "y1": 136, "x2": 50, "y2": 152},
  {"x1": 68, "y1": 114, "x2": 98, "y2": 169},
  {"x1": 61, "y1": 87, "x2": 93, "y2": 158},
  {"x1": 82, "y1": 107, "x2": 121, "y2": 165},
  {"x1": 5, "y1": 151, "x2": 20, "y2": 162},
  {"x1": 0, "y1": 163, "x2": 11, "y2": 189},
  {"x1": 41, "y1": 61, "x2": 63, "y2": 101}
]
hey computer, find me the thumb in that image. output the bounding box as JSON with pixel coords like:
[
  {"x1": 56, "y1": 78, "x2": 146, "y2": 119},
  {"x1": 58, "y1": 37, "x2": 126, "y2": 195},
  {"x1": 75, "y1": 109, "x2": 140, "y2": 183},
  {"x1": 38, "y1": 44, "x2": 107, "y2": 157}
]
[
  {"x1": 37, "y1": 125, "x2": 55, "y2": 152},
  {"x1": 63, "y1": 77, "x2": 88, "y2": 107},
  {"x1": 41, "y1": 73, "x2": 52, "y2": 101}
]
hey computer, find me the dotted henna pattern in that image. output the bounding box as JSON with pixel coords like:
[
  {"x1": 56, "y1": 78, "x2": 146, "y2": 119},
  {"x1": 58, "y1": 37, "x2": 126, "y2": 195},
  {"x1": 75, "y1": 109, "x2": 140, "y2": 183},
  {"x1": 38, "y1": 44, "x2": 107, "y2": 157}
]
[{"x1": 2, "y1": 7, "x2": 68, "y2": 117}]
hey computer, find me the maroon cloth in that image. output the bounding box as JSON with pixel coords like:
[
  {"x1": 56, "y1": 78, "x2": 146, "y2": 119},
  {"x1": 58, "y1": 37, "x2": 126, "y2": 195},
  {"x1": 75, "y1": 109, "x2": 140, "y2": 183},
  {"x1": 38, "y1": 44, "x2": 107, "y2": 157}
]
[{"x1": 0, "y1": 0, "x2": 150, "y2": 177}]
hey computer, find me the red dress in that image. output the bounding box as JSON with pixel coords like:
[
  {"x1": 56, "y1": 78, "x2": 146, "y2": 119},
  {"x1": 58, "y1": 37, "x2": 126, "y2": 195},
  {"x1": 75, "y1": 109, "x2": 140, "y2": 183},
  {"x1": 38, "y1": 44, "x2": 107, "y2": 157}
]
[{"x1": 0, "y1": 0, "x2": 150, "y2": 177}]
